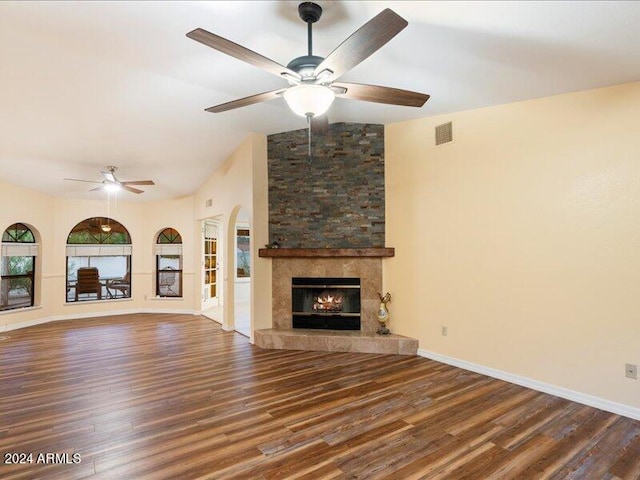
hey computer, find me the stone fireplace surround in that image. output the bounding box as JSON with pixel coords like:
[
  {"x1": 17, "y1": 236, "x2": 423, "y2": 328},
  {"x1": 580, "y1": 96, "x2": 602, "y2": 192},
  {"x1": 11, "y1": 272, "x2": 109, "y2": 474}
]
[{"x1": 254, "y1": 248, "x2": 418, "y2": 355}]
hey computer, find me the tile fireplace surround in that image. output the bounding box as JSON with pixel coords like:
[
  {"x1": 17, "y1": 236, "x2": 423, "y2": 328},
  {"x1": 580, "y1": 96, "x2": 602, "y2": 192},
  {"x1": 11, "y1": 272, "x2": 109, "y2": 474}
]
[{"x1": 255, "y1": 248, "x2": 418, "y2": 355}]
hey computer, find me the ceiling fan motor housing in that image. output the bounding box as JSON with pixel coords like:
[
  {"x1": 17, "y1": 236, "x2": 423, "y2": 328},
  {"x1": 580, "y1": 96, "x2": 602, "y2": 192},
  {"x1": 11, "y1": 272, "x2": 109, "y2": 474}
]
[{"x1": 286, "y1": 55, "x2": 324, "y2": 80}]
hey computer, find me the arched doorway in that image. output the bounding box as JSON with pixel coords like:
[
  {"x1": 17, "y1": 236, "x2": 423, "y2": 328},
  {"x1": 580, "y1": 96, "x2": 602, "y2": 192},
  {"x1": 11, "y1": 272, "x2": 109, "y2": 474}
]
[{"x1": 228, "y1": 206, "x2": 251, "y2": 337}]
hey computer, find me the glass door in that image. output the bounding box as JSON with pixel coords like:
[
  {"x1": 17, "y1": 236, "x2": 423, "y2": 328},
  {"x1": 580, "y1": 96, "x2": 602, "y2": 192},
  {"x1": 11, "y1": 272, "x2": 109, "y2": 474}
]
[{"x1": 203, "y1": 221, "x2": 220, "y2": 308}]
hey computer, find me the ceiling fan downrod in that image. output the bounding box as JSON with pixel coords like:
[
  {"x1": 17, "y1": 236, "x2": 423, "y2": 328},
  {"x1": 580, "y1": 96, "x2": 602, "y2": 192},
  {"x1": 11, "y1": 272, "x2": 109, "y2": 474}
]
[
  {"x1": 298, "y1": 2, "x2": 322, "y2": 163},
  {"x1": 298, "y1": 2, "x2": 322, "y2": 57}
]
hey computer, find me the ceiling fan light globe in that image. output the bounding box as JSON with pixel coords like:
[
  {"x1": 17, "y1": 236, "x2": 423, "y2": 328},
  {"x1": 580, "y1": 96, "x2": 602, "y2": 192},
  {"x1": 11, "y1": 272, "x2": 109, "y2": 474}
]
[
  {"x1": 104, "y1": 183, "x2": 121, "y2": 192},
  {"x1": 284, "y1": 84, "x2": 335, "y2": 117}
]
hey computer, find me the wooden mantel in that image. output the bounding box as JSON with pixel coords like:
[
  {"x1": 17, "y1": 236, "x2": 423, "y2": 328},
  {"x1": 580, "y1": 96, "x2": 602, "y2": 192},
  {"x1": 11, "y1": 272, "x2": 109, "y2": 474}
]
[{"x1": 258, "y1": 247, "x2": 395, "y2": 258}]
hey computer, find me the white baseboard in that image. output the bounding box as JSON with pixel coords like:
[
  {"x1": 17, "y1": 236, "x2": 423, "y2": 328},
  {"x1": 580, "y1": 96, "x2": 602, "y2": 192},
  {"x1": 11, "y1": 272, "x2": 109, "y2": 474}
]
[
  {"x1": 4, "y1": 308, "x2": 198, "y2": 332},
  {"x1": 418, "y1": 348, "x2": 640, "y2": 422}
]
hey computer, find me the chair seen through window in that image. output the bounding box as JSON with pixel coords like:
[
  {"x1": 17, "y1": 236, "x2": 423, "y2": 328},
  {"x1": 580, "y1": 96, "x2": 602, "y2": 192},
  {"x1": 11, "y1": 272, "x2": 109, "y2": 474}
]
[{"x1": 66, "y1": 217, "x2": 131, "y2": 302}]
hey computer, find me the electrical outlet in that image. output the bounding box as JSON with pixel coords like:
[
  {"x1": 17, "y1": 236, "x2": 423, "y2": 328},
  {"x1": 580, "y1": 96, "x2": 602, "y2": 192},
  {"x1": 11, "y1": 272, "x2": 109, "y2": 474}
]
[
  {"x1": 441, "y1": 326, "x2": 448, "y2": 336},
  {"x1": 625, "y1": 363, "x2": 638, "y2": 380}
]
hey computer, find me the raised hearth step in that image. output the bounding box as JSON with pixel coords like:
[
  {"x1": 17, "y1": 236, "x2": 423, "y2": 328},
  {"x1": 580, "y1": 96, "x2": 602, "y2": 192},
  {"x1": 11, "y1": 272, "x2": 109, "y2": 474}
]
[{"x1": 254, "y1": 328, "x2": 417, "y2": 355}]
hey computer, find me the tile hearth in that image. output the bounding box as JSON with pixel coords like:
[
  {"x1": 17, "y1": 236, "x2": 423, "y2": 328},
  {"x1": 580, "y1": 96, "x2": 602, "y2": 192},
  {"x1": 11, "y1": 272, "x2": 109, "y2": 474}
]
[{"x1": 254, "y1": 328, "x2": 418, "y2": 355}]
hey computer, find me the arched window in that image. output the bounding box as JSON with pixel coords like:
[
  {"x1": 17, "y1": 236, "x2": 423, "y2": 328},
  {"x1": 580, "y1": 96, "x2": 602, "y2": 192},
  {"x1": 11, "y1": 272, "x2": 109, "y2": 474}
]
[
  {"x1": 66, "y1": 217, "x2": 131, "y2": 302},
  {"x1": 155, "y1": 228, "x2": 182, "y2": 297},
  {"x1": 1, "y1": 223, "x2": 38, "y2": 311}
]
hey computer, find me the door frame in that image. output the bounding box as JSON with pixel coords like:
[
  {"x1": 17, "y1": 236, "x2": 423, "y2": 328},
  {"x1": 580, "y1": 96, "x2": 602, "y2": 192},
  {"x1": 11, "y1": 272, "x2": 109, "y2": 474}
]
[{"x1": 201, "y1": 218, "x2": 222, "y2": 311}]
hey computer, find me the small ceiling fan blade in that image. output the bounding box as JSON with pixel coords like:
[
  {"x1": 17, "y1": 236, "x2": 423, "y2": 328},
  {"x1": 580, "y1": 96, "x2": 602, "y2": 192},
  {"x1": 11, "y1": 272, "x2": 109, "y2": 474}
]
[
  {"x1": 333, "y1": 82, "x2": 429, "y2": 107},
  {"x1": 186, "y1": 28, "x2": 301, "y2": 81},
  {"x1": 89, "y1": 185, "x2": 105, "y2": 192},
  {"x1": 313, "y1": 9, "x2": 407, "y2": 82},
  {"x1": 122, "y1": 185, "x2": 144, "y2": 194},
  {"x1": 311, "y1": 114, "x2": 329, "y2": 136},
  {"x1": 63, "y1": 178, "x2": 103, "y2": 184},
  {"x1": 101, "y1": 171, "x2": 116, "y2": 183},
  {"x1": 205, "y1": 88, "x2": 286, "y2": 113},
  {"x1": 121, "y1": 180, "x2": 155, "y2": 186}
]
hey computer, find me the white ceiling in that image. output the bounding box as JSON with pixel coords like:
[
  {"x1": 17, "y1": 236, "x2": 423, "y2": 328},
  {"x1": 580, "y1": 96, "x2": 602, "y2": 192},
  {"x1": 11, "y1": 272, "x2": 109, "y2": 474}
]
[{"x1": 1, "y1": 1, "x2": 639, "y2": 202}]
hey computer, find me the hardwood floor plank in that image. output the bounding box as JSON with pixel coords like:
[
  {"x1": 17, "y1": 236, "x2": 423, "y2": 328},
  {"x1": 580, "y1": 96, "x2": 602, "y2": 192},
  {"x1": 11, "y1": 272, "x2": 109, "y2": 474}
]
[
  {"x1": 548, "y1": 418, "x2": 640, "y2": 480},
  {"x1": 464, "y1": 433, "x2": 557, "y2": 479},
  {"x1": 1, "y1": 313, "x2": 639, "y2": 479},
  {"x1": 380, "y1": 424, "x2": 497, "y2": 479},
  {"x1": 609, "y1": 431, "x2": 640, "y2": 479},
  {"x1": 444, "y1": 387, "x2": 541, "y2": 437},
  {"x1": 488, "y1": 396, "x2": 571, "y2": 450},
  {"x1": 281, "y1": 460, "x2": 344, "y2": 480},
  {"x1": 517, "y1": 410, "x2": 621, "y2": 478}
]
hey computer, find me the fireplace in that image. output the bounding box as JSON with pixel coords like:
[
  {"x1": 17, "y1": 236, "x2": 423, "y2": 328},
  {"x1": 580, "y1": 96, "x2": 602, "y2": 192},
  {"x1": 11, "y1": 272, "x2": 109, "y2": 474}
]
[
  {"x1": 292, "y1": 277, "x2": 361, "y2": 330},
  {"x1": 256, "y1": 249, "x2": 418, "y2": 355}
]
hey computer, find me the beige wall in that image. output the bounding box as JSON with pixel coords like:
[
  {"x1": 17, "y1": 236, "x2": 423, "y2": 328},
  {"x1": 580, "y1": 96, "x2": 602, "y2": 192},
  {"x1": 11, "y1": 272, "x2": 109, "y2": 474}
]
[
  {"x1": 1, "y1": 132, "x2": 270, "y2": 339},
  {"x1": 0, "y1": 181, "x2": 56, "y2": 327},
  {"x1": 0, "y1": 181, "x2": 196, "y2": 329},
  {"x1": 250, "y1": 134, "x2": 272, "y2": 332},
  {"x1": 194, "y1": 133, "x2": 271, "y2": 337},
  {"x1": 385, "y1": 82, "x2": 640, "y2": 410}
]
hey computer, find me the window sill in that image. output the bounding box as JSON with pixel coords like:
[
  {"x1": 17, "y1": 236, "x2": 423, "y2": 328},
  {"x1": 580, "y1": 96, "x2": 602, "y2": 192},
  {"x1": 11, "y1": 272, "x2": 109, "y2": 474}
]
[
  {"x1": 0, "y1": 305, "x2": 42, "y2": 316},
  {"x1": 64, "y1": 298, "x2": 133, "y2": 306},
  {"x1": 151, "y1": 296, "x2": 184, "y2": 301}
]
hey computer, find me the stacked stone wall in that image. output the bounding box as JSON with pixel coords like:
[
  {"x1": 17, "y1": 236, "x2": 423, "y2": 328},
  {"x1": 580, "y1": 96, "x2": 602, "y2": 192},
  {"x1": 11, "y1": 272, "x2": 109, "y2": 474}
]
[{"x1": 267, "y1": 123, "x2": 385, "y2": 248}]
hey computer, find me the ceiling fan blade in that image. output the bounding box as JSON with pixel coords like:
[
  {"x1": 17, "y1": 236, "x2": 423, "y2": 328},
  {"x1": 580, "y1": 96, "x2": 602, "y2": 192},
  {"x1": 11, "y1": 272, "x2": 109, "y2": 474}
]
[
  {"x1": 122, "y1": 185, "x2": 144, "y2": 194},
  {"x1": 333, "y1": 82, "x2": 429, "y2": 107},
  {"x1": 89, "y1": 185, "x2": 105, "y2": 192},
  {"x1": 101, "y1": 171, "x2": 116, "y2": 183},
  {"x1": 311, "y1": 114, "x2": 329, "y2": 136},
  {"x1": 63, "y1": 178, "x2": 103, "y2": 184},
  {"x1": 121, "y1": 180, "x2": 155, "y2": 186},
  {"x1": 205, "y1": 88, "x2": 286, "y2": 113},
  {"x1": 186, "y1": 28, "x2": 301, "y2": 81},
  {"x1": 313, "y1": 9, "x2": 407, "y2": 82}
]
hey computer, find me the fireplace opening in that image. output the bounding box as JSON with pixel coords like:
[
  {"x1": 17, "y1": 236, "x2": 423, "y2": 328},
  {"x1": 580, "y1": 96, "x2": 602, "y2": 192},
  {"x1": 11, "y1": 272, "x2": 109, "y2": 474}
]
[
  {"x1": 292, "y1": 277, "x2": 361, "y2": 330},
  {"x1": 314, "y1": 292, "x2": 343, "y2": 312}
]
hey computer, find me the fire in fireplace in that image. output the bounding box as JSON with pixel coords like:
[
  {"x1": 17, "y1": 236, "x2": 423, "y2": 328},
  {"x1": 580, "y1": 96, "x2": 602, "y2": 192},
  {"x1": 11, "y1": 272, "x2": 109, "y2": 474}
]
[
  {"x1": 292, "y1": 277, "x2": 361, "y2": 330},
  {"x1": 313, "y1": 292, "x2": 343, "y2": 312}
]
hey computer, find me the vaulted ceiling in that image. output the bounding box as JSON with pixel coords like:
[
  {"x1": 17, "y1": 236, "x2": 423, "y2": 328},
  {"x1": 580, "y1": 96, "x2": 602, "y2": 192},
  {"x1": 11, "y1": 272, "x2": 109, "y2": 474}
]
[{"x1": 1, "y1": 1, "x2": 639, "y2": 201}]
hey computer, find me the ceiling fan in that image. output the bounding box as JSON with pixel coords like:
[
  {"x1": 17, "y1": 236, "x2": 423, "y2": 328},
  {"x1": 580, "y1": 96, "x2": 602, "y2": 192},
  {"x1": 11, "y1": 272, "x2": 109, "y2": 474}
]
[
  {"x1": 64, "y1": 166, "x2": 155, "y2": 194},
  {"x1": 187, "y1": 2, "x2": 429, "y2": 129}
]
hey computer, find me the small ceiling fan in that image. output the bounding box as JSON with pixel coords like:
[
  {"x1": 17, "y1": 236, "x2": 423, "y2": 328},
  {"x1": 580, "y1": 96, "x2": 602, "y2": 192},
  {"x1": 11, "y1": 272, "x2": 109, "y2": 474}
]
[
  {"x1": 187, "y1": 1, "x2": 429, "y2": 128},
  {"x1": 64, "y1": 166, "x2": 155, "y2": 194}
]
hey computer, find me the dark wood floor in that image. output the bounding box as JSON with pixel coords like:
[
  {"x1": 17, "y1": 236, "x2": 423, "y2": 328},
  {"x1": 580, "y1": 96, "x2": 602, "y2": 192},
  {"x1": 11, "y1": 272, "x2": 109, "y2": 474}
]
[{"x1": 1, "y1": 314, "x2": 639, "y2": 480}]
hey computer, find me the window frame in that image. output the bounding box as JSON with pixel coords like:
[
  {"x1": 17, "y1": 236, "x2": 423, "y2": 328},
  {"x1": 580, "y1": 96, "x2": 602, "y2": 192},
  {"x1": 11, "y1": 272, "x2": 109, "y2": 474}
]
[
  {"x1": 235, "y1": 226, "x2": 250, "y2": 280},
  {"x1": 65, "y1": 217, "x2": 132, "y2": 303},
  {"x1": 155, "y1": 228, "x2": 183, "y2": 298},
  {"x1": 1, "y1": 223, "x2": 37, "y2": 311}
]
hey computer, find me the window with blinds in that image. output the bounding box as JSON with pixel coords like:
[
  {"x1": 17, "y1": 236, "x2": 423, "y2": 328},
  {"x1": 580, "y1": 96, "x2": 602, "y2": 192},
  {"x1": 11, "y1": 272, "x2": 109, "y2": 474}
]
[
  {"x1": 156, "y1": 228, "x2": 182, "y2": 298},
  {"x1": 1, "y1": 223, "x2": 38, "y2": 311}
]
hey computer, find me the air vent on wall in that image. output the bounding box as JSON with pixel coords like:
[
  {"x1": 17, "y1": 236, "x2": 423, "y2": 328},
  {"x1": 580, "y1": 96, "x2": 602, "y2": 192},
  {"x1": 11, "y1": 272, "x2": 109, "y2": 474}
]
[
  {"x1": 205, "y1": 198, "x2": 213, "y2": 208},
  {"x1": 435, "y1": 121, "x2": 453, "y2": 146}
]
